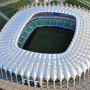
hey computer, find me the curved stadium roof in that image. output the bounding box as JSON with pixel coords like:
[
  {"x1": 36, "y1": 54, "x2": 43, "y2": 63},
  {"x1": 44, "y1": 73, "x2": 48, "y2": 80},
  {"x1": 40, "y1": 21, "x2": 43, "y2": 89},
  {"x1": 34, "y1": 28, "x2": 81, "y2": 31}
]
[{"x1": 0, "y1": 3, "x2": 90, "y2": 88}]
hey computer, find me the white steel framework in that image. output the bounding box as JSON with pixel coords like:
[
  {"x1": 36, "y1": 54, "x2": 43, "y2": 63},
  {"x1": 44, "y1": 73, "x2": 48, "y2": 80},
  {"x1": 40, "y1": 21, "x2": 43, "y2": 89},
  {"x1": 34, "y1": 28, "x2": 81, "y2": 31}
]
[{"x1": 0, "y1": 3, "x2": 90, "y2": 89}]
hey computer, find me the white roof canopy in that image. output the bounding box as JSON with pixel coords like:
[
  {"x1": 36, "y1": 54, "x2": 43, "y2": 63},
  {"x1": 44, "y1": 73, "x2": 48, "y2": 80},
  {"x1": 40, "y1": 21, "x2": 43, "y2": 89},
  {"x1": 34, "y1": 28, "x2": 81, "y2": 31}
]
[{"x1": 0, "y1": 4, "x2": 90, "y2": 83}]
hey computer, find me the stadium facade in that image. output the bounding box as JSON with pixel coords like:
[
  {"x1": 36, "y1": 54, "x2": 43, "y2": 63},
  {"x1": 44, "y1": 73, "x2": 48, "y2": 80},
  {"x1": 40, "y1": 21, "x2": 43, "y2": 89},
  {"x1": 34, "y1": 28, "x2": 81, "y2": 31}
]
[{"x1": 0, "y1": 2, "x2": 90, "y2": 89}]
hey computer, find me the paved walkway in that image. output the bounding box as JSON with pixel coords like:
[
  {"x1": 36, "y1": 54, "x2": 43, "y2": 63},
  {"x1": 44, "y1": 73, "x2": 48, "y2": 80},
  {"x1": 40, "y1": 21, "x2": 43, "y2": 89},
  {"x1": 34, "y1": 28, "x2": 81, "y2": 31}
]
[
  {"x1": 0, "y1": 0, "x2": 19, "y2": 7},
  {"x1": 77, "y1": 0, "x2": 90, "y2": 7},
  {"x1": 0, "y1": 75, "x2": 90, "y2": 90},
  {"x1": 0, "y1": 11, "x2": 9, "y2": 21}
]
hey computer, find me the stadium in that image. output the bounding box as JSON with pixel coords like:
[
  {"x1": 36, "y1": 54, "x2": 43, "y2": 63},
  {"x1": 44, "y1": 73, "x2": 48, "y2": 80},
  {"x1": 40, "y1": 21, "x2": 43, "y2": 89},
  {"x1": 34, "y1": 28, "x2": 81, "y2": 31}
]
[{"x1": 0, "y1": 2, "x2": 90, "y2": 89}]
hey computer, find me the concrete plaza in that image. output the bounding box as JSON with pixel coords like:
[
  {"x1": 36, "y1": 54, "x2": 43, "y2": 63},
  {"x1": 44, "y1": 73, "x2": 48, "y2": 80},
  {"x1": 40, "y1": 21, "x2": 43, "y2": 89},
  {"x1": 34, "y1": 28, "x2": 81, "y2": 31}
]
[{"x1": 0, "y1": 74, "x2": 90, "y2": 90}]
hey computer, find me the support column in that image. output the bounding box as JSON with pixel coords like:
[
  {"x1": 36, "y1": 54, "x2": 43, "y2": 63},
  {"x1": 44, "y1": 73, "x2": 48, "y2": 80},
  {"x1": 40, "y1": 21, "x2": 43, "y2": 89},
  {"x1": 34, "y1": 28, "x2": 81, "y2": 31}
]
[
  {"x1": 5, "y1": 70, "x2": 8, "y2": 79},
  {"x1": 53, "y1": 81, "x2": 55, "y2": 89},
  {"x1": 34, "y1": 79, "x2": 36, "y2": 88},
  {"x1": 40, "y1": 79, "x2": 42, "y2": 88},
  {"x1": 73, "y1": 79, "x2": 75, "y2": 86},
  {"x1": 10, "y1": 73, "x2": 13, "y2": 81},
  {"x1": 84, "y1": 73, "x2": 85, "y2": 80},
  {"x1": 22, "y1": 76, "x2": 24, "y2": 85},
  {"x1": 67, "y1": 80, "x2": 69, "y2": 88},
  {"x1": 88, "y1": 69, "x2": 89, "y2": 77},
  {"x1": 60, "y1": 81, "x2": 62, "y2": 88},
  {"x1": 47, "y1": 80, "x2": 48, "y2": 89},
  {"x1": 79, "y1": 76, "x2": 81, "y2": 84},
  {"x1": 28, "y1": 77, "x2": 29, "y2": 86},
  {"x1": 1, "y1": 68, "x2": 3, "y2": 77},
  {"x1": 16, "y1": 75, "x2": 18, "y2": 83}
]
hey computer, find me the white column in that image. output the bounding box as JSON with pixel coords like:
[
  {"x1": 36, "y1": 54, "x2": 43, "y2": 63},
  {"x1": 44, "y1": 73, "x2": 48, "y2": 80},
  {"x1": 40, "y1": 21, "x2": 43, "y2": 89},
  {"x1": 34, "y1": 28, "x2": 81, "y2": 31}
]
[
  {"x1": 10, "y1": 73, "x2": 13, "y2": 81},
  {"x1": 73, "y1": 79, "x2": 75, "y2": 86},
  {"x1": 27, "y1": 77, "x2": 29, "y2": 86},
  {"x1": 84, "y1": 73, "x2": 85, "y2": 80},
  {"x1": 60, "y1": 81, "x2": 62, "y2": 88},
  {"x1": 16, "y1": 75, "x2": 18, "y2": 83},
  {"x1": 5, "y1": 70, "x2": 8, "y2": 79},
  {"x1": 53, "y1": 81, "x2": 55, "y2": 89},
  {"x1": 88, "y1": 69, "x2": 89, "y2": 77},
  {"x1": 67, "y1": 80, "x2": 69, "y2": 88},
  {"x1": 22, "y1": 76, "x2": 24, "y2": 85},
  {"x1": 79, "y1": 76, "x2": 81, "y2": 84},
  {"x1": 34, "y1": 79, "x2": 36, "y2": 87},
  {"x1": 1, "y1": 68, "x2": 3, "y2": 77},
  {"x1": 47, "y1": 80, "x2": 48, "y2": 89},
  {"x1": 40, "y1": 79, "x2": 42, "y2": 88}
]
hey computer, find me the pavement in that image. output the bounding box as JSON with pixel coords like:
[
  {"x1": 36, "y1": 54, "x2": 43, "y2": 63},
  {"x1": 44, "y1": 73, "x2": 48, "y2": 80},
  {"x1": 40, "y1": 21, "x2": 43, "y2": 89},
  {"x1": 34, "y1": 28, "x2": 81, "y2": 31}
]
[
  {"x1": 77, "y1": 0, "x2": 90, "y2": 7},
  {"x1": 0, "y1": 0, "x2": 19, "y2": 7},
  {"x1": 0, "y1": 72, "x2": 90, "y2": 90},
  {"x1": 0, "y1": 77, "x2": 90, "y2": 90},
  {"x1": 0, "y1": 11, "x2": 9, "y2": 21}
]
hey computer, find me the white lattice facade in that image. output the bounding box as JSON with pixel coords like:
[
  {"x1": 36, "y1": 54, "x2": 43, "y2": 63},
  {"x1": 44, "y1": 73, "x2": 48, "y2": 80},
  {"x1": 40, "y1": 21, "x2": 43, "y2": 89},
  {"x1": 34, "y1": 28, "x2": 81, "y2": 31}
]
[{"x1": 0, "y1": 3, "x2": 90, "y2": 89}]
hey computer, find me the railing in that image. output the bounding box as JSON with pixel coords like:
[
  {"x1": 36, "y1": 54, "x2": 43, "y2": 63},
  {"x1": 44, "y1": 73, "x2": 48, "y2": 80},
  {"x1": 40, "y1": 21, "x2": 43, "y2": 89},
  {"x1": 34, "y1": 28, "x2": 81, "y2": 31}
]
[
  {"x1": 18, "y1": 17, "x2": 76, "y2": 48},
  {"x1": 30, "y1": 16, "x2": 76, "y2": 23}
]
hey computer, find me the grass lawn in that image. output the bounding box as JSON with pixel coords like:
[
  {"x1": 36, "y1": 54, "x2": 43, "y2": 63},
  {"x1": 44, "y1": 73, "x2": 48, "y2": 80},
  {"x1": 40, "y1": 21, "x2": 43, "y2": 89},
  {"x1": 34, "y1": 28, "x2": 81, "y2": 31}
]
[
  {"x1": 85, "y1": 0, "x2": 90, "y2": 2},
  {"x1": 49, "y1": 1, "x2": 60, "y2": 5},
  {"x1": 23, "y1": 27, "x2": 74, "y2": 54},
  {"x1": 5, "y1": 9, "x2": 18, "y2": 19},
  {"x1": 49, "y1": 0, "x2": 90, "y2": 10},
  {"x1": 0, "y1": 16, "x2": 7, "y2": 31},
  {"x1": 0, "y1": 0, "x2": 31, "y2": 13},
  {"x1": 0, "y1": 0, "x2": 9, "y2": 3},
  {"x1": 64, "y1": 0, "x2": 90, "y2": 10},
  {"x1": 0, "y1": 0, "x2": 31, "y2": 30},
  {"x1": 84, "y1": 0, "x2": 90, "y2": 3}
]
